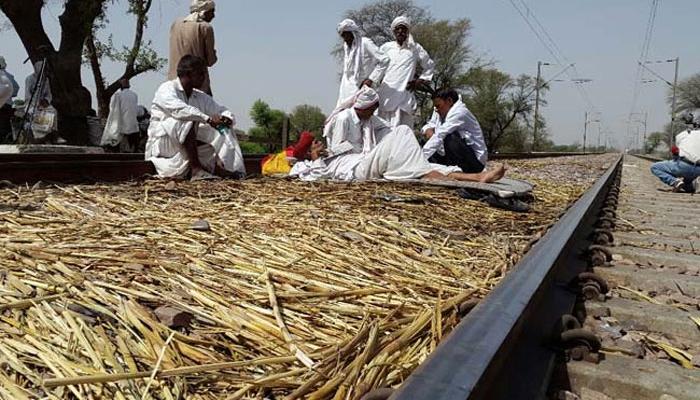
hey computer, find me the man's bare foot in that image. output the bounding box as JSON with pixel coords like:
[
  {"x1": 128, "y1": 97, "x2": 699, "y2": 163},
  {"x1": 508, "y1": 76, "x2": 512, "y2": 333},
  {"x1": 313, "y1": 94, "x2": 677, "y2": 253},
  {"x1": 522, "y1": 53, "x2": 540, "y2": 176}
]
[
  {"x1": 478, "y1": 163, "x2": 507, "y2": 183},
  {"x1": 421, "y1": 170, "x2": 452, "y2": 181}
]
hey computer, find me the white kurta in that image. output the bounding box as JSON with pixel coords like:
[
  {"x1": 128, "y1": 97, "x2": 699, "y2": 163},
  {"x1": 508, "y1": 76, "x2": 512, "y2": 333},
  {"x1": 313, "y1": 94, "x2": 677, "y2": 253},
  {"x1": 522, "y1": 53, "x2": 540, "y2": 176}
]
[
  {"x1": 0, "y1": 71, "x2": 12, "y2": 106},
  {"x1": 101, "y1": 88, "x2": 139, "y2": 147},
  {"x1": 422, "y1": 100, "x2": 488, "y2": 165},
  {"x1": 290, "y1": 126, "x2": 460, "y2": 182},
  {"x1": 145, "y1": 78, "x2": 245, "y2": 178},
  {"x1": 325, "y1": 108, "x2": 391, "y2": 156},
  {"x1": 677, "y1": 129, "x2": 700, "y2": 163},
  {"x1": 376, "y1": 40, "x2": 434, "y2": 124},
  {"x1": 337, "y1": 37, "x2": 389, "y2": 107}
]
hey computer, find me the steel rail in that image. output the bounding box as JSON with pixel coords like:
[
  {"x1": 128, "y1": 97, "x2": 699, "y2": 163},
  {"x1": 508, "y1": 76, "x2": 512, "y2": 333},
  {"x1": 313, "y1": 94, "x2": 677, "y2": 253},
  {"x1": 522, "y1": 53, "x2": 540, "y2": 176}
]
[
  {"x1": 391, "y1": 155, "x2": 623, "y2": 400},
  {"x1": 0, "y1": 152, "x2": 604, "y2": 184}
]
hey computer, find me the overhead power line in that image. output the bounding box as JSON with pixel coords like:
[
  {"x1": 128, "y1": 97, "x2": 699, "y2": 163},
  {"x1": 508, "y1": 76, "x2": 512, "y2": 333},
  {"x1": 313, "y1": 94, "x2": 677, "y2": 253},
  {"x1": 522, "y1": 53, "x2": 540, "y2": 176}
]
[
  {"x1": 628, "y1": 0, "x2": 661, "y2": 121},
  {"x1": 507, "y1": 0, "x2": 609, "y2": 134}
]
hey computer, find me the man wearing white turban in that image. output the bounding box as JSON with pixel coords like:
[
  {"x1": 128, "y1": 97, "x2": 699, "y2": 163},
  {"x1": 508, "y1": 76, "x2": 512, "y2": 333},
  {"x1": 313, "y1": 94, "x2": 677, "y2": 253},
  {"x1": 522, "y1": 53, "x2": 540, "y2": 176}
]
[
  {"x1": 376, "y1": 16, "x2": 435, "y2": 128},
  {"x1": 335, "y1": 19, "x2": 389, "y2": 108},
  {"x1": 324, "y1": 87, "x2": 391, "y2": 160},
  {"x1": 291, "y1": 89, "x2": 506, "y2": 183},
  {"x1": 168, "y1": 0, "x2": 218, "y2": 95},
  {"x1": 290, "y1": 125, "x2": 506, "y2": 183}
]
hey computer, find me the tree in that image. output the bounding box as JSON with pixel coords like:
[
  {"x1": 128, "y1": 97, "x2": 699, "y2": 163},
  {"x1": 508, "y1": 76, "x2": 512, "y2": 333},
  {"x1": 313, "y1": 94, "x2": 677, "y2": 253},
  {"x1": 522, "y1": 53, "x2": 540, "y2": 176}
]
[
  {"x1": 249, "y1": 100, "x2": 286, "y2": 152},
  {"x1": 84, "y1": 0, "x2": 166, "y2": 118},
  {"x1": 289, "y1": 105, "x2": 326, "y2": 138},
  {"x1": 1, "y1": 0, "x2": 107, "y2": 144},
  {"x1": 644, "y1": 131, "x2": 667, "y2": 154},
  {"x1": 458, "y1": 68, "x2": 547, "y2": 152},
  {"x1": 670, "y1": 73, "x2": 700, "y2": 112}
]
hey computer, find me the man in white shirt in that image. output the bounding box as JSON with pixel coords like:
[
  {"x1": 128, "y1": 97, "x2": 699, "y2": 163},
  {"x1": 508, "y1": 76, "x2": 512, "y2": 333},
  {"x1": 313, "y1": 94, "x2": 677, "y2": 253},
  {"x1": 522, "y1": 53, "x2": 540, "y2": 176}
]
[
  {"x1": 650, "y1": 110, "x2": 700, "y2": 193},
  {"x1": 324, "y1": 87, "x2": 392, "y2": 158},
  {"x1": 101, "y1": 78, "x2": 140, "y2": 151},
  {"x1": 335, "y1": 19, "x2": 389, "y2": 107},
  {"x1": 291, "y1": 88, "x2": 506, "y2": 183},
  {"x1": 376, "y1": 16, "x2": 435, "y2": 128},
  {"x1": 422, "y1": 88, "x2": 488, "y2": 173},
  {"x1": 145, "y1": 55, "x2": 245, "y2": 180}
]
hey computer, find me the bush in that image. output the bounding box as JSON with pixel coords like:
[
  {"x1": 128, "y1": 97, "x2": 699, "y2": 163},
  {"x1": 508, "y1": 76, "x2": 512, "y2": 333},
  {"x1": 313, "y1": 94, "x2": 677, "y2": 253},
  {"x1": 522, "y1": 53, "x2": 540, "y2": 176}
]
[{"x1": 239, "y1": 141, "x2": 267, "y2": 155}]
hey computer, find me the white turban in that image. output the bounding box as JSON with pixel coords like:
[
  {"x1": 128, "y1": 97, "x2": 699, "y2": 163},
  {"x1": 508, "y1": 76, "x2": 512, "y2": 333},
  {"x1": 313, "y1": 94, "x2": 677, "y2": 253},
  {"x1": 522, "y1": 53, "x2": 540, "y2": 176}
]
[
  {"x1": 391, "y1": 16, "x2": 411, "y2": 31},
  {"x1": 190, "y1": 0, "x2": 215, "y2": 13},
  {"x1": 353, "y1": 87, "x2": 379, "y2": 110},
  {"x1": 185, "y1": 0, "x2": 215, "y2": 22},
  {"x1": 0, "y1": 56, "x2": 6, "y2": 70},
  {"x1": 337, "y1": 19, "x2": 360, "y2": 34}
]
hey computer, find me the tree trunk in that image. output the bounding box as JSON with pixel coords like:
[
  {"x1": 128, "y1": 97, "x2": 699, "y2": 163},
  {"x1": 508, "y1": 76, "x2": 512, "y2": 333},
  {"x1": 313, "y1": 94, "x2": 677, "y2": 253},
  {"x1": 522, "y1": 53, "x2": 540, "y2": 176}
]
[{"x1": 0, "y1": 0, "x2": 105, "y2": 145}]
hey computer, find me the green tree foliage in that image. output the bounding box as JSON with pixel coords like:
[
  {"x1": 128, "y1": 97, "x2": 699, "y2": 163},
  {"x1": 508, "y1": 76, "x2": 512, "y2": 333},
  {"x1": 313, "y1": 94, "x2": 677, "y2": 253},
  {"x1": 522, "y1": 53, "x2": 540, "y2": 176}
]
[
  {"x1": 289, "y1": 105, "x2": 326, "y2": 138},
  {"x1": 459, "y1": 68, "x2": 547, "y2": 152},
  {"x1": 249, "y1": 100, "x2": 287, "y2": 152},
  {"x1": 670, "y1": 73, "x2": 700, "y2": 112},
  {"x1": 644, "y1": 131, "x2": 667, "y2": 154}
]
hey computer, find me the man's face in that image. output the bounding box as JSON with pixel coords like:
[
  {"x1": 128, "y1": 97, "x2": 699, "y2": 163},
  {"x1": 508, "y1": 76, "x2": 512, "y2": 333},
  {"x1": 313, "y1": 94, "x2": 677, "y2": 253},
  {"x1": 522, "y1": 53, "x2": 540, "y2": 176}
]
[
  {"x1": 433, "y1": 98, "x2": 454, "y2": 119},
  {"x1": 393, "y1": 25, "x2": 409, "y2": 44},
  {"x1": 355, "y1": 103, "x2": 379, "y2": 121},
  {"x1": 203, "y1": 9, "x2": 215, "y2": 23},
  {"x1": 341, "y1": 31, "x2": 354, "y2": 46},
  {"x1": 189, "y1": 69, "x2": 206, "y2": 89}
]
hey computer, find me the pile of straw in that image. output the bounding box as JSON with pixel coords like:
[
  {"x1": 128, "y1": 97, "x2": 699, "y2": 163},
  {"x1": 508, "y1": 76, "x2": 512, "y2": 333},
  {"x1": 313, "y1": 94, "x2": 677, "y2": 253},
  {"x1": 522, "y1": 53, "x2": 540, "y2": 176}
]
[{"x1": 0, "y1": 155, "x2": 615, "y2": 399}]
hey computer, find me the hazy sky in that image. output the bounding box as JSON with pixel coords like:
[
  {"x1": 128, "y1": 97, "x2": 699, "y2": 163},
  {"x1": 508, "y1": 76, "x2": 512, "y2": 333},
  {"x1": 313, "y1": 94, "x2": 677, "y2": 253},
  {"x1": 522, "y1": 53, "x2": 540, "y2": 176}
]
[{"x1": 2, "y1": 0, "x2": 698, "y2": 148}]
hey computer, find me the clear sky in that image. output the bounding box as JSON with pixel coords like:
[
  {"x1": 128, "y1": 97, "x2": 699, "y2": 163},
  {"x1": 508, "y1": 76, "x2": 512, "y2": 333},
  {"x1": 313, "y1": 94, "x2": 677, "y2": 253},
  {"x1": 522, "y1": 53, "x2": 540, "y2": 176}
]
[{"x1": 2, "y1": 0, "x2": 698, "y2": 148}]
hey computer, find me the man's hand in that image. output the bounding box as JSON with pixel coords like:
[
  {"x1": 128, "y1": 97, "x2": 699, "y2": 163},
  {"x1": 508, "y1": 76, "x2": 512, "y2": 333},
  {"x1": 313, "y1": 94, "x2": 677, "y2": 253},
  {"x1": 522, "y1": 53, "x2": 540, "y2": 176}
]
[
  {"x1": 207, "y1": 114, "x2": 223, "y2": 128},
  {"x1": 360, "y1": 79, "x2": 374, "y2": 88},
  {"x1": 310, "y1": 140, "x2": 327, "y2": 161},
  {"x1": 219, "y1": 115, "x2": 233, "y2": 127},
  {"x1": 423, "y1": 128, "x2": 435, "y2": 139}
]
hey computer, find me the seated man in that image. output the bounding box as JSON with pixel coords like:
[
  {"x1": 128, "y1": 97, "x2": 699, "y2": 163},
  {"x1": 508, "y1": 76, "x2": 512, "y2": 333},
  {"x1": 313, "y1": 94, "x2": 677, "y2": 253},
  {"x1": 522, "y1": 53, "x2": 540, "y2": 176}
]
[
  {"x1": 650, "y1": 110, "x2": 700, "y2": 193},
  {"x1": 291, "y1": 125, "x2": 505, "y2": 183},
  {"x1": 422, "y1": 88, "x2": 488, "y2": 173},
  {"x1": 324, "y1": 87, "x2": 391, "y2": 157},
  {"x1": 145, "y1": 55, "x2": 245, "y2": 180}
]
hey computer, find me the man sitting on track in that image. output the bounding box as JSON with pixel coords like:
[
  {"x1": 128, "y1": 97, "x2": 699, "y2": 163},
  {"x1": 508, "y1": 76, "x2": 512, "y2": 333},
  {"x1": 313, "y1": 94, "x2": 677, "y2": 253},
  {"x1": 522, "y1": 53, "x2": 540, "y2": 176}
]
[
  {"x1": 145, "y1": 55, "x2": 245, "y2": 180},
  {"x1": 650, "y1": 109, "x2": 700, "y2": 193}
]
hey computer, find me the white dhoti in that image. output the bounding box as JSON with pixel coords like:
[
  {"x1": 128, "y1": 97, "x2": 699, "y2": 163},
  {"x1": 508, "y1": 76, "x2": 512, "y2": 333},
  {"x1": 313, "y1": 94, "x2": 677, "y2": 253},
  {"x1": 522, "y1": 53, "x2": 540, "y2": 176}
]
[
  {"x1": 354, "y1": 125, "x2": 460, "y2": 181},
  {"x1": 145, "y1": 119, "x2": 245, "y2": 178}
]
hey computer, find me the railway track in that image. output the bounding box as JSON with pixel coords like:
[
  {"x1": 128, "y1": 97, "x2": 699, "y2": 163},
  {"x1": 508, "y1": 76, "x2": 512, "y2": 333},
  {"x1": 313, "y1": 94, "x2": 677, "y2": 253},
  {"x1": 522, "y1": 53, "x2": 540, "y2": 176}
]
[
  {"x1": 0, "y1": 151, "x2": 597, "y2": 184},
  {"x1": 389, "y1": 154, "x2": 700, "y2": 400},
  {"x1": 8, "y1": 151, "x2": 690, "y2": 399}
]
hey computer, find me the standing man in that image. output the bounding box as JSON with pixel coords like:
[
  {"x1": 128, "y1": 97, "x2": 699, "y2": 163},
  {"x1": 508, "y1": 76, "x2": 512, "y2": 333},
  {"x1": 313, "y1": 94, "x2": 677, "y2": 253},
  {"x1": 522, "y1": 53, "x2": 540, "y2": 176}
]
[
  {"x1": 0, "y1": 56, "x2": 19, "y2": 142},
  {"x1": 168, "y1": 0, "x2": 217, "y2": 95},
  {"x1": 101, "y1": 78, "x2": 140, "y2": 152},
  {"x1": 376, "y1": 16, "x2": 435, "y2": 128},
  {"x1": 146, "y1": 55, "x2": 245, "y2": 180},
  {"x1": 422, "y1": 89, "x2": 488, "y2": 173},
  {"x1": 650, "y1": 110, "x2": 700, "y2": 193},
  {"x1": 335, "y1": 19, "x2": 389, "y2": 107}
]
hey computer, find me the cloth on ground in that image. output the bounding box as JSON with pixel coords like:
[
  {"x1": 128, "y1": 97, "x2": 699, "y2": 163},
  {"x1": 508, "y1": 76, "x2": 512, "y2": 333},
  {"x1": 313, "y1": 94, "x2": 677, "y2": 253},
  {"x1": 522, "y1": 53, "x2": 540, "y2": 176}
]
[{"x1": 145, "y1": 78, "x2": 244, "y2": 178}]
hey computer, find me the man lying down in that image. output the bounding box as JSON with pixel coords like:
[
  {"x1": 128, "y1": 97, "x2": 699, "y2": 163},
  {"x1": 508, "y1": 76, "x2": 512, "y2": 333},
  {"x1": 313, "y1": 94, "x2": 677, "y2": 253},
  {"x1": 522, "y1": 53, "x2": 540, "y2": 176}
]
[{"x1": 291, "y1": 88, "x2": 506, "y2": 183}]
